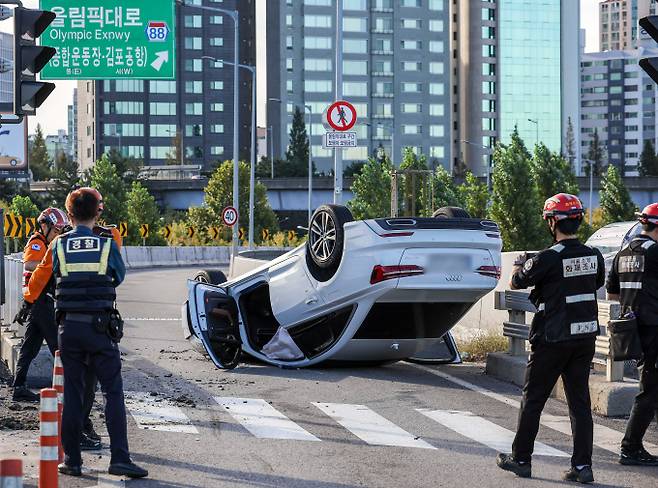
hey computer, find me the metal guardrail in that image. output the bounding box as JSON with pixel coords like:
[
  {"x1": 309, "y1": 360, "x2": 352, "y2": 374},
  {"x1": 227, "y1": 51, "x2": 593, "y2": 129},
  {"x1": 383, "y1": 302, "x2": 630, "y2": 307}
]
[
  {"x1": 494, "y1": 290, "x2": 624, "y2": 382},
  {"x1": 2, "y1": 254, "x2": 25, "y2": 339}
]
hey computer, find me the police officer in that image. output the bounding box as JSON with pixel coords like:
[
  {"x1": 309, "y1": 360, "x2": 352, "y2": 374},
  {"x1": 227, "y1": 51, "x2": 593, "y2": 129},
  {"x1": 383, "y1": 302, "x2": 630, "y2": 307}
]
[
  {"x1": 497, "y1": 194, "x2": 605, "y2": 484},
  {"x1": 11, "y1": 208, "x2": 69, "y2": 402},
  {"x1": 607, "y1": 203, "x2": 658, "y2": 466},
  {"x1": 54, "y1": 188, "x2": 147, "y2": 478}
]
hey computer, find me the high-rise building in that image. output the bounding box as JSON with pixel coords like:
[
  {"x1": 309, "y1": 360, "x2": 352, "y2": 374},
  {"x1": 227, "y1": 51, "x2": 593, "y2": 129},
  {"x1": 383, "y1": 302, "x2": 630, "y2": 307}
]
[
  {"x1": 45, "y1": 129, "x2": 69, "y2": 162},
  {"x1": 455, "y1": 0, "x2": 581, "y2": 177},
  {"x1": 599, "y1": 0, "x2": 658, "y2": 51},
  {"x1": 67, "y1": 88, "x2": 77, "y2": 160},
  {"x1": 77, "y1": 0, "x2": 255, "y2": 171},
  {"x1": 0, "y1": 32, "x2": 12, "y2": 109},
  {"x1": 264, "y1": 0, "x2": 452, "y2": 173},
  {"x1": 580, "y1": 47, "x2": 658, "y2": 176}
]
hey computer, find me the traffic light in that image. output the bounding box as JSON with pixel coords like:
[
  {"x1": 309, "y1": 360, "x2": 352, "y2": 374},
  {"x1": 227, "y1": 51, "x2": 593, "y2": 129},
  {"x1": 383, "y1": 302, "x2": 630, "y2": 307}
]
[
  {"x1": 13, "y1": 7, "x2": 56, "y2": 116},
  {"x1": 640, "y1": 16, "x2": 658, "y2": 84}
]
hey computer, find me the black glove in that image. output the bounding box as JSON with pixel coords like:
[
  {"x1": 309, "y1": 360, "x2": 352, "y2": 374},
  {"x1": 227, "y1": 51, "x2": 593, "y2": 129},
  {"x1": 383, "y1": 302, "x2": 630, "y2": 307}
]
[{"x1": 14, "y1": 301, "x2": 33, "y2": 325}]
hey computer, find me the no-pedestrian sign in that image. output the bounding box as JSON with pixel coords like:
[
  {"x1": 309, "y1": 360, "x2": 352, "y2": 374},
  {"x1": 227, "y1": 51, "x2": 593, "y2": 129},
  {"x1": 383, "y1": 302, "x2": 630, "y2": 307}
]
[
  {"x1": 222, "y1": 207, "x2": 239, "y2": 227},
  {"x1": 323, "y1": 101, "x2": 357, "y2": 132},
  {"x1": 39, "y1": 0, "x2": 176, "y2": 80}
]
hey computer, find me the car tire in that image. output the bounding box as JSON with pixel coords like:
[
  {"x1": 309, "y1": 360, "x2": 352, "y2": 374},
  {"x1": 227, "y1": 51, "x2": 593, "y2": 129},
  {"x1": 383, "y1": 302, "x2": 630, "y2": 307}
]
[
  {"x1": 432, "y1": 206, "x2": 471, "y2": 219},
  {"x1": 306, "y1": 204, "x2": 354, "y2": 282},
  {"x1": 193, "y1": 269, "x2": 228, "y2": 285}
]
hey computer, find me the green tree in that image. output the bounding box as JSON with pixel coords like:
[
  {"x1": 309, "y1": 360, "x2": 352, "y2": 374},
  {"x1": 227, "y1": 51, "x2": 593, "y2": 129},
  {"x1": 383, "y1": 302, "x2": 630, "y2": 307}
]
[
  {"x1": 586, "y1": 128, "x2": 605, "y2": 177},
  {"x1": 49, "y1": 153, "x2": 80, "y2": 209},
  {"x1": 600, "y1": 164, "x2": 636, "y2": 225},
  {"x1": 105, "y1": 148, "x2": 143, "y2": 183},
  {"x1": 458, "y1": 172, "x2": 489, "y2": 218},
  {"x1": 29, "y1": 124, "x2": 51, "y2": 181},
  {"x1": 10, "y1": 195, "x2": 39, "y2": 219},
  {"x1": 188, "y1": 161, "x2": 278, "y2": 244},
  {"x1": 348, "y1": 156, "x2": 393, "y2": 220},
  {"x1": 531, "y1": 143, "x2": 579, "y2": 203},
  {"x1": 89, "y1": 154, "x2": 127, "y2": 225},
  {"x1": 344, "y1": 161, "x2": 365, "y2": 177},
  {"x1": 432, "y1": 165, "x2": 463, "y2": 211},
  {"x1": 285, "y1": 106, "x2": 310, "y2": 177},
  {"x1": 125, "y1": 181, "x2": 165, "y2": 246},
  {"x1": 399, "y1": 147, "x2": 430, "y2": 216},
  {"x1": 489, "y1": 129, "x2": 547, "y2": 251},
  {"x1": 638, "y1": 139, "x2": 658, "y2": 177}
]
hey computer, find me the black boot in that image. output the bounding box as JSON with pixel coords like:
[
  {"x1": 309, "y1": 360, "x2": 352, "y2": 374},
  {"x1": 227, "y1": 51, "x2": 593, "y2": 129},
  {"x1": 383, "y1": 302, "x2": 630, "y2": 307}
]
[
  {"x1": 58, "y1": 463, "x2": 82, "y2": 477},
  {"x1": 620, "y1": 447, "x2": 658, "y2": 466},
  {"x1": 12, "y1": 386, "x2": 39, "y2": 403},
  {"x1": 496, "y1": 453, "x2": 531, "y2": 478},
  {"x1": 82, "y1": 421, "x2": 101, "y2": 441},
  {"x1": 80, "y1": 432, "x2": 102, "y2": 451},
  {"x1": 108, "y1": 461, "x2": 148, "y2": 478},
  {"x1": 563, "y1": 466, "x2": 594, "y2": 484}
]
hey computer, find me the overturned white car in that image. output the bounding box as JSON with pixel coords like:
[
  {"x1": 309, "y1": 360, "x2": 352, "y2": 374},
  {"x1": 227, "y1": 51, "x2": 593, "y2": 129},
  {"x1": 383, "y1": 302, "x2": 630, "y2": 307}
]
[{"x1": 182, "y1": 205, "x2": 502, "y2": 369}]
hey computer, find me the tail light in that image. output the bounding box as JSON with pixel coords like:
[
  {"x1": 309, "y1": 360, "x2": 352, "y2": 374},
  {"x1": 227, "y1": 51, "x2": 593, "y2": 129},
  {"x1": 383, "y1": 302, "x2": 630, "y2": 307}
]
[
  {"x1": 476, "y1": 265, "x2": 501, "y2": 280},
  {"x1": 370, "y1": 265, "x2": 424, "y2": 284},
  {"x1": 378, "y1": 232, "x2": 415, "y2": 238}
]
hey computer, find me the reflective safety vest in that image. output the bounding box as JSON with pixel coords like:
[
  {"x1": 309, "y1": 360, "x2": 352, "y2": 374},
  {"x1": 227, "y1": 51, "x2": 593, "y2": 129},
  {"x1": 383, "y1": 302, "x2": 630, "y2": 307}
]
[
  {"x1": 22, "y1": 233, "x2": 48, "y2": 294},
  {"x1": 535, "y1": 242, "x2": 601, "y2": 343},
  {"x1": 54, "y1": 234, "x2": 116, "y2": 313},
  {"x1": 616, "y1": 236, "x2": 658, "y2": 324}
]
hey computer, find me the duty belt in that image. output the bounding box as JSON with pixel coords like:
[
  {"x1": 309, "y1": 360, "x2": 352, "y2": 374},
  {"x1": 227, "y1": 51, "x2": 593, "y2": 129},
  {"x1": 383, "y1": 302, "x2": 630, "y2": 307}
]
[{"x1": 64, "y1": 312, "x2": 107, "y2": 324}]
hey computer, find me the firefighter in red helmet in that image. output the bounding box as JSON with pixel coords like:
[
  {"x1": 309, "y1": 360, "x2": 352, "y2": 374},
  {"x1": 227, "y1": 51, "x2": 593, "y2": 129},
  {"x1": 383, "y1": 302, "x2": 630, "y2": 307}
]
[
  {"x1": 607, "y1": 203, "x2": 658, "y2": 466},
  {"x1": 497, "y1": 193, "x2": 605, "y2": 484},
  {"x1": 11, "y1": 208, "x2": 69, "y2": 402}
]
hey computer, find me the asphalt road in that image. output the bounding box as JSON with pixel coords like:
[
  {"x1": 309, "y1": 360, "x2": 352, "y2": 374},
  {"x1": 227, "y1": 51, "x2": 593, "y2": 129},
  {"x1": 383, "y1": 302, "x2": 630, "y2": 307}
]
[{"x1": 6, "y1": 267, "x2": 658, "y2": 487}]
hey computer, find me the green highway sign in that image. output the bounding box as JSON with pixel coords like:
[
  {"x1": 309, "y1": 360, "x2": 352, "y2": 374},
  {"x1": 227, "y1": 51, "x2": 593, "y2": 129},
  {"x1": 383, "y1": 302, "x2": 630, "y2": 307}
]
[{"x1": 39, "y1": 0, "x2": 175, "y2": 80}]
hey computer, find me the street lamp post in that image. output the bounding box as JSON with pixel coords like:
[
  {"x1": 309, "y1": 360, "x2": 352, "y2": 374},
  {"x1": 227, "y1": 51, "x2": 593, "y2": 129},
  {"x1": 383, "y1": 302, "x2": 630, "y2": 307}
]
[
  {"x1": 203, "y1": 56, "x2": 257, "y2": 250},
  {"x1": 268, "y1": 98, "x2": 282, "y2": 179},
  {"x1": 528, "y1": 118, "x2": 539, "y2": 147},
  {"x1": 179, "y1": 1, "x2": 240, "y2": 258},
  {"x1": 304, "y1": 104, "x2": 313, "y2": 224}
]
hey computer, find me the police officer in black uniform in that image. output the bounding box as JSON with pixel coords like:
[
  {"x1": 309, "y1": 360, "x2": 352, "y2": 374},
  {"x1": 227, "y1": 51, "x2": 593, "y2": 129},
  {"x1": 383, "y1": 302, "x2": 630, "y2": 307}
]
[
  {"x1": 55, "y1": 188, "x2": 147, "y2": 479},
  {"x1": 607, "y1": 202, "x2": 658, "y2": 466},
  {"x1": 497, "y1": 193, "x2": 605, "y2": 484}
]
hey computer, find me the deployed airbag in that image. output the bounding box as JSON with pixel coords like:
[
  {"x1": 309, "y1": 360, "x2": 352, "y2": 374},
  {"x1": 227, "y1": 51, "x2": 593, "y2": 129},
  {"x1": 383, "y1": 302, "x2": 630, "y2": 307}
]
[{"x1": 261, "y1": 327, "x2": 305, "y2": 360}]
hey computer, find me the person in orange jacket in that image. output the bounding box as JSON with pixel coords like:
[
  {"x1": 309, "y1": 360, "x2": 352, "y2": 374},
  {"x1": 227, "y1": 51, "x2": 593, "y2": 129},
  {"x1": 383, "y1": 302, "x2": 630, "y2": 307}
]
[
  {"x1": 24, "y1": 187, "x2": 123, "y2": 449},
  {"x1": 11, "y1": 208, "x2": 69, "y2": 402}
]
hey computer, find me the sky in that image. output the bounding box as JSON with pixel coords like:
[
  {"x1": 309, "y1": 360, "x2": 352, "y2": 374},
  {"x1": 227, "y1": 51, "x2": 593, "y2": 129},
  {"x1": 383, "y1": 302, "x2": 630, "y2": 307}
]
[{"x1": 2, "y1": 0, "x2": 601, "y2": 136}]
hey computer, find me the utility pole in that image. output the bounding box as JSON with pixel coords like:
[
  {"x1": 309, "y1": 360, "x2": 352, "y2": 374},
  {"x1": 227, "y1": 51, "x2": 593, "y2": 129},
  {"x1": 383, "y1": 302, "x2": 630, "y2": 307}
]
[{"x1": 333, "y1": 0, "x2": 343, "y2": 204}]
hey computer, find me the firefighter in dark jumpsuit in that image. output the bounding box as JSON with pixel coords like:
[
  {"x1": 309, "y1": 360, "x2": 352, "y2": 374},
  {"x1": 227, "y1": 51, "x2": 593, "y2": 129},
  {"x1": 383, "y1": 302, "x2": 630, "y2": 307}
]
[
  {"x1": 607, "y1": 203, "x2": 658, "y2": 466},
  {"x1": 497, "y1": 194, "x2": 605, "y2": 484},
  {"x1": 11, "y1": 208, "x2": 69, "y2": 402},
  {"x1": 47, "y1": 188, "x2": 147, "y2": 479}
]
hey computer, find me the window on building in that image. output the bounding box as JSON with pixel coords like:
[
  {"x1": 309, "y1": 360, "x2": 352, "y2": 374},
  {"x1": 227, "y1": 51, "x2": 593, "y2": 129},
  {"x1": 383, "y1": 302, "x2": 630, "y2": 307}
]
[
  {"x1": 185, "y1": 59, "x2": 202, "y2": 72},
  {"x1": 210, "y1": 124, "x2": 224, "y2": 134},
  {"x1": 151, "y1": 81, "x2": 176, "y2": 94},
  {"x1": 429, "y1": 62, "x2": 444, "y2": 74},
  {"x1": 210, "y1": 103, "x2": 224, "y2": 112},
  {"x1": 344, "y1": 39, "x2": 367, "y2": 53},
  {"x1": 401, "y1": 0, "x2": 421, "y2": 6},
  {"x1": 185, "y1": 37, "x2": 202, "y2": 50},
  {"x1": 286, "y1": 58, "x2": 293, "y2": 71},
  {"x1": 150, "y1": 102, "x2": 176, "y2": 116},
  {"x1": 344, "y1": 0, "x2": 367, "y2": 10},
  {"x1": 373, "y1": 38, "x2": 392, "y2": 52},
  {"x1": 304, "y1": 80, "x2": 333, "y2": 93},
  {"x1": 343, "y1": 60, "x2": 367, "y2": 75},
  {"x1": 374, "y1": 102, "x2": 393, "y2": 116},
  {"x1": 482, "y1": 44, "x2": 495, "y2": 57},
  {"x1": 343, "y1": 82, "x2": 368, "y2": 97},
  {"x1": 429, "y1": 41, "x2": 444, "y2": 53},
  {"x1": 211, "y1": 81, "x2": 224, "y2": 90},
  {"x1": 402, "y1": 19, "x2": 421, "y2": 29},
  {"x1": 304, "y1": 15, "x2": 332, "y2": 28},
  {"x1": 210, "y1": 16, "x2": 223, "y2": 24},
  {"x1": 103, "y1": 101, "x2": 143, "y2": 115},
  {"x1": 344, "y1": 17, "x2": 367, "y2": 32},
  {"x1": 482, "y1": 8, "x2": 495, "y2": 21},
  {"x1": 482, "y1": 118, "x2": 496, "y2": 131},
  {"x1": 304, "y1": 36, "x2": 332, "y2": 50},
  {"x1": 185, "y1": 103, "x2": 203, "y2": 115},
  {"x1": 184, "y1": 15, "x2": 201, "y2": 28},
  {"x1": 103, "y1": 124, "x2": 144, "y2": 137},
  {"x1": 429, "y1": 104, "x2": 445, "y2": 116},
  {"x1": 482, "y1": 81, "x2": 496, "y2": 94},
  {"x1": 402, "y1": 40, "x2": 421, "y2": 50},
  {"x1": 430, "y1": 146, "x2": 445, "y2": 159},
  {"x1": 429, "y1": 20, "x2": 443, "y2": 32},
  {"x1": 429, "y1": 83, "x2": 444, "y2": 95},
  {"x1": 428, "y1": 0, "x2": 444, "y2": 11},
  {"x1": 150, "y1": 146, "x2": 174, "y2": 159},
  {"x1": 210, "y1": 146, "x2": 225, "y2": 156},
  {"x1": 209, "y1": 37, "x2": 224, "y2": 47},
  {"x1": 286, "y1": 36, "x2": 293, "y2": 49},
  {"x1": 402, "y1": 103, "x2": 422, "y2": 113},
  {"x1": 305, "y1": 58, "x2": 332, "y2": 71},
  {"x1": 482, "y1": 26, "x2": 495, "y2": 39},
  {"x1": 374, "y1": 81, "x2": 394, "y2": 95},
  {"x1": 403, "y1": 125, "x2": 421, "y2": 135},
  {"x1": 482, "y1": 63, "x2": 496, "y2": 76},
  {"x1": 482, "y1": 99, "x2": 496, "y2": 112},
  {"x1": 150, "y1": 124, "x2": 177, "y2": 137},
  {"x1": 373, "y1": 60, "x2": 392, "y2": 73},
  {"x1": 374, "y1": 17, "x2": 393, "y2": 31},
  {"x1": 402, "y1": 83, "x2": 422, "y2": 93},
  {"x1": 402, "y1": 61, "x2": 421, "y2": 71},
  {"x1": 185, "y1": 124, "x2": 203, "y2": 137}
]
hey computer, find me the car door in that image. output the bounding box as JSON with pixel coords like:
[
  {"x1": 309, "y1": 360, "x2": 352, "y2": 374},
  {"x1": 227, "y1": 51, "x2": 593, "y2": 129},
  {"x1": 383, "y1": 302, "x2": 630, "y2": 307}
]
[{"x1": 186, "y1": 280, "x2": 241, "y2": 369}]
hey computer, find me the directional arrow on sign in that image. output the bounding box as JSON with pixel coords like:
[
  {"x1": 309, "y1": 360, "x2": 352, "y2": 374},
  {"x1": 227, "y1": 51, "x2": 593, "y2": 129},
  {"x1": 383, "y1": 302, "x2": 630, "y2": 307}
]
[
  {"x1": 118, "y1": 223, "x2": 128, "y2": 238},
  {"x1": 209, "y1": 227, "x2": 220, "y2": 240},
  {"x1": 4, "y1": 213, "x2": 22, "y2": 238},
  {"x1": 162, "y1": 225, "x2": 172, "y2": 240},
  {"x1": 140, "y1": 224, "x2": 149, "y2": 239},
  {"x1": 238, "y1": 228, "x2": 244, "y2": 240},
  {"x1": 24, "y1": 218, "x2": 36, "y2": 238},
  {"x1": 151, "y1": 51, "x2": 169, "y2": 72},
  {"x1": 187, "y1": 227, "x2": 196, "y2": 239}
]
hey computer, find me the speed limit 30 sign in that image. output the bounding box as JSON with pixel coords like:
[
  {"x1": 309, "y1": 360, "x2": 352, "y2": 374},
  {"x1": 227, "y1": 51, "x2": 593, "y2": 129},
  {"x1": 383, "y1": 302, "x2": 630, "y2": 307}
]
[{"x1": 222, "y1": 206, "x2": 239, "y2": 227}]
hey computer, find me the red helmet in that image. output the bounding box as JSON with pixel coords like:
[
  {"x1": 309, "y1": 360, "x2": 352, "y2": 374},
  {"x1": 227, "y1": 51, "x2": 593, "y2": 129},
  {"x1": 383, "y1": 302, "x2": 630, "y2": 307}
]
[
  {"x1": 78, "y1": 187, "x2": 103, "y2": 213},
  {"x1": 636, "y1": 203, "x2": 658, "y2": 225},
  {"x1": 38, "y1": 208, "x2": 69, "y2": 231},
  {"x1": 542, "y1": 193, "x2": 584, "y2": 220}
]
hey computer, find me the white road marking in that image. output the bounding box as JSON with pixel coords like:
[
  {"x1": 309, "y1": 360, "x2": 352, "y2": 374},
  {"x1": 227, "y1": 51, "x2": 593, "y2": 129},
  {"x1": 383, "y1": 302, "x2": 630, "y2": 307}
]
[
  {"x1": 418, "y1": 409, "x2": 569, "y2": 457},
  {"x1": 313, "y1": 402, "x2": 436, "y2": 450},
  {"x1": 125, "y1": 392, "x2": 198, "y2": 434},
  {"x1": 215, "y1": 397, "x2": 320, "y2": 441},
  {"x1": 408, "y1": 364, "x2": 657, "y2": 454}
]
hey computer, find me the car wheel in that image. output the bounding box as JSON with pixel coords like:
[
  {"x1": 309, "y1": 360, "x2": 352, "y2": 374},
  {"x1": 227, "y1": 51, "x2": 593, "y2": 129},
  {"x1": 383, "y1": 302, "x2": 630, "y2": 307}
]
[
  {"x1": 432, "y1": 206, "x2": 471, "y2": 219},
  {"x1": 9, "y1": 159, "x2": 17, "y2": 166},
  {"x1": 306, "y1": 204, "x2": 353, "y2": 281},
  {"x1": 193, "y1": 269, "x2": 228, "y2": 285}
]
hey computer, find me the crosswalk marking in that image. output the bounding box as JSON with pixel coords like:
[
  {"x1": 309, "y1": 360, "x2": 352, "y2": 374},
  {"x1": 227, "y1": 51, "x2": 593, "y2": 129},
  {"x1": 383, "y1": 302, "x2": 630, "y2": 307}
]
[
  {"x1": 407, "y1": 364, "x2": 656, "y2": 455},
  {"x1": 215, "y1": 397, "x2": 320, "y2": 441},
  {"x1": 313, "y1": 403, "x2": 436, "y2": 450},
  {"x1": 125, "y1": 392, "x2": 198, "y2": 434},
  {"x1": 418, "y1": 409, "x2": 569, "y2": 457}
]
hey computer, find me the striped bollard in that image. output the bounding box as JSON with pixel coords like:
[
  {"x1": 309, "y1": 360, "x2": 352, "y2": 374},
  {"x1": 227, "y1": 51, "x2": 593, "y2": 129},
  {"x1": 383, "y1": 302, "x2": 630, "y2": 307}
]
[
  {"x1": 39, "y1": 388, "x2": 58, "y2": 488},
  {"x1": 0, "y1": 459, "x2": 23, "y2": 488},
  {"x1": 52, "y1": 351, "x2": 64, "y2": 463}
]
